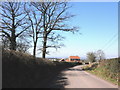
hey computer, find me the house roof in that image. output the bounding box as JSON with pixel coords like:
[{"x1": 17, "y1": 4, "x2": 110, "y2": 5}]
[{"x1": 69, "y1": 56, "x2": 80, "y2": 59}]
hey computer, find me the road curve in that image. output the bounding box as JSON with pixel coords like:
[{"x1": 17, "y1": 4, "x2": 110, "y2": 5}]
[{"x1": 62, "y1": 65, "x2": 118, "y2": 88}]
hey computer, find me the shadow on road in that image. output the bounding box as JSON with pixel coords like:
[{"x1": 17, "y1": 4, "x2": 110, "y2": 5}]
[
  {"x1": 46, "y1": 67, "x2": 84, "y2": 88},
  {"x1": 65, "y1": 68, "x2": 83, "y2": 71},
  {"x1": 47, "y1": 72, "x2": 69, "y2": 88}
]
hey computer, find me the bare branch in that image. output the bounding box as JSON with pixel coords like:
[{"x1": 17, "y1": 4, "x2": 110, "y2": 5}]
[
  {"x1": 1, "y1": 19, "x2": 12, "y2": 29},
  {"x1": 2, "y1": 30, "x2": 10, "y2": 38},
  {"x1": 16, "y1": 25, "x2": 31, "y2": 37},
  {"x1": 1, "y1": 2, "x2": 30, "y2": 50},
  {"x1": 15, "y1": 14, "x2": 27, "y2": 27}
]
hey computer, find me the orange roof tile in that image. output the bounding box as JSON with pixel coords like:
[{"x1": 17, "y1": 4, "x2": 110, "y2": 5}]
[{"x1": 69, "y1": 56, "x2": 80, "y2": 59}]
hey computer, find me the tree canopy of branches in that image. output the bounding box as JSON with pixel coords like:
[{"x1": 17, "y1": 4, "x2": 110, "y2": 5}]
[
  {"x1": 32, "y1": 2, "x2": 78, "y2": 58},
  {"x1": 24, "y1": 2, "x2": 43, "y2": 57},
  {"x1": 96, "y1": 50, "x2": 105, "y2": 61},
  {"x1": 16, "y1": 40, "x2": 31, "y2": 53},
  {"x1": 1, "y1": 2, "x2": 79, "y2": 58},
  {"x1": 1, "y1": 36, "x2": 10, "y2": 49},
  {"x1": 87, "y1": 52, "x2": 96, "y2": 63},
  {"x1": 0, "y1": 2, "x2": 30, "y2": 50}
]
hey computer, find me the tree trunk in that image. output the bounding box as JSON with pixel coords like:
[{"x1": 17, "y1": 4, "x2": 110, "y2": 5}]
[
  {"x1": 10, "y1": 11, "x2": 16, "y2": 50},
  {"x1": 42, "y1": 35, "x2": 47, "y2": 58},
  {"x1": 10, "y1": 37, "x2": 16, "y2": 50},
  {"x1": 42, "y1": 10, "x2": 47, "y2": 59},
  {"x1": 33, "y1": 42, "x2": 37, "y2": 58},
  {"x1": 10, "y1": 28, "x2": 16, "y2": 50}
]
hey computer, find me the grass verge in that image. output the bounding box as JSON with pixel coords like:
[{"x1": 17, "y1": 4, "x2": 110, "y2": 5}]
[{"x1": 82, "y1": 61, "x2": 119, "y2": 86}]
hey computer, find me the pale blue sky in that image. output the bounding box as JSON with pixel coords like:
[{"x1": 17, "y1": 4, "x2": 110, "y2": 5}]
[{"x1": 35, "y1": 2, "x2": 118, "y2": 59}]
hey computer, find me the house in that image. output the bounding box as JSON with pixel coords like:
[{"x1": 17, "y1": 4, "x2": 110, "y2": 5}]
[{"x1": 66, "y1": 56, "x2": 80, "y2": 62}]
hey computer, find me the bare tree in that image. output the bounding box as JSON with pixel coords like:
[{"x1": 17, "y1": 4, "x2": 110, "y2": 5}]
[
  {"x1": 96, "y1": 50, "x2": 105, "y2": 61},
  {"x1": 16, "y1": 40, "x2": 31, "y2": 53},
  {"x1": 24, "y1": 3, "x2": 43, "y2": 57},
  {"x1": 1, "y1": 36, "x2": 10, "y2": 49},
  {"x1": 32, "y1": 2, "x2": 78, "y2": 58},
  {"x1": 0, "y1": 2, "x2": 30, "y2": 50},
  {"x1": 87, "y1": 52, "x2": 96, "y2": 63}
]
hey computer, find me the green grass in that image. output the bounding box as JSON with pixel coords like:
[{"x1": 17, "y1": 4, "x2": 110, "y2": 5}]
[{"x1": 89, "y1": 67, "x2": 118, "y2": 85}]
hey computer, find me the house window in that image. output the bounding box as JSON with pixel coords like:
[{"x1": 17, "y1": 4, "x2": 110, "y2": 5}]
[
  {"x1": 71, "y1": 59, "x2": 74, "y2": 61},
  {"x1": 70, "y1": 59, "x2": 80, "y2": 61}
]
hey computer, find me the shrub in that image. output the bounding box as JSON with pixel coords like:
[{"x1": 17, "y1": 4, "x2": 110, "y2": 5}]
[{"x1": 96, "y1": 58, "x2": 119, "y2": 85}]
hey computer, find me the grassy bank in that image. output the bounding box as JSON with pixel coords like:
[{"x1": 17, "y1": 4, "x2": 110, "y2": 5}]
[
  {"x1": 2, "y1": 49, "x2": 78, "y2": 88},
  {"x1": 82, "y1": 58, "x2": 120, "y2": 86}
]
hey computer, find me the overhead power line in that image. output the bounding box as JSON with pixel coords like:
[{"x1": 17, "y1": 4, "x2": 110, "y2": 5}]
[{"x1": 102, "y1": 33, "x2": 118, "y2": 51}]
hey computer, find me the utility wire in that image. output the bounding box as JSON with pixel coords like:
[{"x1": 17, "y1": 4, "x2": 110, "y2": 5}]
[
  {"x1": 103, "y1": 37, "x2": 118, "y2": 51},
  {"x1": 102, "y1": 33, "x2": 118, "y2": 51}
]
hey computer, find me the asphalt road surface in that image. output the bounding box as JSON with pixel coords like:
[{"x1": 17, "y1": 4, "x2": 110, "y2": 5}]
[{"x1": 48, "y1": 65, "x2": 118, "y2": 88}]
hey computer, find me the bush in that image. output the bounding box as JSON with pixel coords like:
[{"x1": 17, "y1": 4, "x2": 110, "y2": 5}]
[
  {"x1": 93, "y1": 58, "x2": 120, "y2": 85},
  {"x1": 100, "y1": 58, "x2": 119, "y2": 74}
]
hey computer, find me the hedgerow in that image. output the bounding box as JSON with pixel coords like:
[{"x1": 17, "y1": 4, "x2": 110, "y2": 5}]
[{"x1": 2, "y1": 49, "x2": 77, "y2": 88}]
